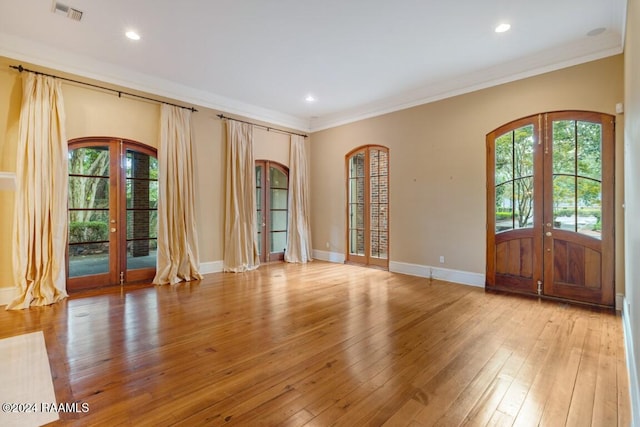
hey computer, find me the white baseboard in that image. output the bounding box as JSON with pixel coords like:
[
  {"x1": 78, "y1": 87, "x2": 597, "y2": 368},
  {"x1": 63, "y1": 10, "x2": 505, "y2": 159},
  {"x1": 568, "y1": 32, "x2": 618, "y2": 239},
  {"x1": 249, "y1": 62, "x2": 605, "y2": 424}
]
[
  {"x1": 310, "y1": 252, "x2": 485, "y2": 289},
  {"x1": 622, "y1": 297, "x2": 640, "y2": 427},
  {"x1": 199, "y1": 261, "x2": 224, "y2": 275},
  {"x1": 389, "y1": 261, "x2": 485, "y2": 288},
  {"x1": 312, "y1": 250, "x2": 346, "y2": 264},
  {"x1": 0, "y1": 286, "x2": 18, "y2": 306}
]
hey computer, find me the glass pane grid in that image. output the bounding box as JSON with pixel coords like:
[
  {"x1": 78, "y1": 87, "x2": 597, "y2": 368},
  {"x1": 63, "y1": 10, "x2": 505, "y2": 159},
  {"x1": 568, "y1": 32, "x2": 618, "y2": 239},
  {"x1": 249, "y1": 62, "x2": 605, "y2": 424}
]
[
  {"x1": 348, "y1": 148, "x2": 389, "y2": 260},
  {"x1": 551, "y1": 120, "x2": 603, "y2": 239},
  {"x1": 494, "y1": 125, "x2": 534, "y2": 233}
]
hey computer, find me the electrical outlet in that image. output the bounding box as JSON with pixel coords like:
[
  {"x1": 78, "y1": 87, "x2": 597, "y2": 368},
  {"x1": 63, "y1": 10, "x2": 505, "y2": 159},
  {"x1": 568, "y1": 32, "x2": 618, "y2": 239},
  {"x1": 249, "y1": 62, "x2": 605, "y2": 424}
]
[{"x1": 439, "y1": 255, "x2": 445, "y2": 264}]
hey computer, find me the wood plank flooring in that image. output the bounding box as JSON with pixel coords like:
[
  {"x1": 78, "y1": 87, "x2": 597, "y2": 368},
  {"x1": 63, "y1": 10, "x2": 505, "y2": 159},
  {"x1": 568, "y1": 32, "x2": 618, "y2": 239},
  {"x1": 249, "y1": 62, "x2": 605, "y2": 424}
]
[{"x1": 0, "y1": 261, "x2": 631, "y2": 426}]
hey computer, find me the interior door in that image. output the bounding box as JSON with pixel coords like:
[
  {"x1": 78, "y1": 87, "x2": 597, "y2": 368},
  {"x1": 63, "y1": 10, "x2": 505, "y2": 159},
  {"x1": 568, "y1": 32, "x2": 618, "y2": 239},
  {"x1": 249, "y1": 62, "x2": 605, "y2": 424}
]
[
  {"x1": 486, "y1": 111, "x2": 614, "y2": 306},
  {"x1": 67, "y1": 138, "x2": 158, "y2": 290}
]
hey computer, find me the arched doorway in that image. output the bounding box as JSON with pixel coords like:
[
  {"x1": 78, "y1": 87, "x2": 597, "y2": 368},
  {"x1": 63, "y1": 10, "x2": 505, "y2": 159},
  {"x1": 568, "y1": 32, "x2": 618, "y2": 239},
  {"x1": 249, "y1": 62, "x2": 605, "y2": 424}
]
[
  {"x1": 255, "y1": 160, "x2": 289, "y2": 262},
  {"x1": 486, "y1": 111, "x2": 615, "y2": 306},
  {"x1": 345, "y1": 145, "x2": 390, "y2": 269},
  {"x1": 67, "y1": 137, "x2": 158, "y2": 290}
]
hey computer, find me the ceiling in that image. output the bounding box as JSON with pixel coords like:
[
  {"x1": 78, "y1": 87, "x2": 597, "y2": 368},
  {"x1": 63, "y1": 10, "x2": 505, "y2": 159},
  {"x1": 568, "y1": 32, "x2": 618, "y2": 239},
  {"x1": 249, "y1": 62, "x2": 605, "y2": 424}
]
[{"x1": 0, "y1": 0, "x2": 627, "y2": 131}]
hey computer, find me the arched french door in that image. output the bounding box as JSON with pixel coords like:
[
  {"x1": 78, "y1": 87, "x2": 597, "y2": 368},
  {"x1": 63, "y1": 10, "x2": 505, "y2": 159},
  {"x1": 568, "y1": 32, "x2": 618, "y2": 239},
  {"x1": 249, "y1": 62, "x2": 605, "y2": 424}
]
[
  {"x1": 255, "y1": 160, "x2": 289, "y2": 262},
  {"x1": 346, "y1": 145, "x2": 389, "y2": 269},
  {"x1": 67, "y1": 137, "x2": 158, "y2": 290},
  {"x1": 486, "y1": 111, "x2": 614, "y2": 306}
]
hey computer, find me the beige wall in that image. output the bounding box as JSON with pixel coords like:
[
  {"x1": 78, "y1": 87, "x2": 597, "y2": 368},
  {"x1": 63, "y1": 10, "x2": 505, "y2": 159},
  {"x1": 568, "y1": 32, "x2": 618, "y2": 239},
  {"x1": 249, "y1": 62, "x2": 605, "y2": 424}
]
[
  {"x1": 310, "y1": 55, "x2": 625, "y2": 292},
  {"x1": 0, "y1": 62, "x2": 20, "y2": 286},
  {"x1": 0, "y1": 54, "x2": 628, "y2": 298},
  {"x1": 0, "y1": 55, "x2": 291, "y2": 289},
  {"x1": 624, "y1": 0, "x2": 640, "y2": 420}
]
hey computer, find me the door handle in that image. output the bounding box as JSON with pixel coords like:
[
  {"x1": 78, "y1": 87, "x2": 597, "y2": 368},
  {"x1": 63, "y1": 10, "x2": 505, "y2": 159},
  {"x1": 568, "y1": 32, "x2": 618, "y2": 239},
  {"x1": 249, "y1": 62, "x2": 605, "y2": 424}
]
[
  {"x1": 545, "y1": 231, "x2": 552, "y2": 237},
  {"x1": 111, "y1": 227, "x2": 117, "y2": 233}
]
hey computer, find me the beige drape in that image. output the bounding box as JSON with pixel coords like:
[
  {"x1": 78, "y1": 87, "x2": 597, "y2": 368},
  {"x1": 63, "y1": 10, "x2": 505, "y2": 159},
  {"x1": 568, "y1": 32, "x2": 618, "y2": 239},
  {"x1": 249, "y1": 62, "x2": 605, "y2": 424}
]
[
  {"x1": 223, "y1": 120, "x2": 260, "y2": 272},
  {"x1": 8, "y1": 73, "x2": 69, "y2": 310},
  {"x1": 285, "y1": 135, "x2": 313, "y2": 263},
  {"x1": 153, "y1": 104, "x2": 203, "y2": 285}
]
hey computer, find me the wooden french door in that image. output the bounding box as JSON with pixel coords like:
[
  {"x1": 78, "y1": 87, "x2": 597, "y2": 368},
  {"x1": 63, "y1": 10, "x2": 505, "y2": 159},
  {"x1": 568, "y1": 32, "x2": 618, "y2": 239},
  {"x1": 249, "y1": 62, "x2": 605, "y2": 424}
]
[
  {"x1": 255, "y1": 161, "x2": 289, "y2": 262},
  {"x1": 67, "y1": 138, "x2": 158, "y2": 290},
  {"x1": 346, "y1": 145, "x2": 389, "y2": 269},
  {"x1": 486, "y1": 111, "x2": 614, "y2": 306}
]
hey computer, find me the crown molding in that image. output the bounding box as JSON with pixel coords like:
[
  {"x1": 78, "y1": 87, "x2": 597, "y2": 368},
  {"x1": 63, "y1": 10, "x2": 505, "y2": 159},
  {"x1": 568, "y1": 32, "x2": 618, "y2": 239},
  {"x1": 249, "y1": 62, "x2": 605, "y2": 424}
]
[
  {"x1": 0, "y1": 30, "x2": 622, "y2": 135},
  {"x1": 0, "y1": 33, "x2": 311, "y2": 132},
  {"x1": 309, "y1": 42, "x2": 623, "y2": 132}
]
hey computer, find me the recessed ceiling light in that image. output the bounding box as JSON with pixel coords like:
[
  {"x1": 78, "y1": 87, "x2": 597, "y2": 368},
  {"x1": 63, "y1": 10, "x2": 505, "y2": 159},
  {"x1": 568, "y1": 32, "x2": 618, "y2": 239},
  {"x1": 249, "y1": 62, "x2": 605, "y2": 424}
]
[
  {"x1": 495, "y1": 23, "x2": 511, "y2": 33},
  {"x1": 125, "y1": 30, "x2": 141, "y2": 41},
  {"x1": 305, "y1": 95, "x2": 316, "y2": 102}
]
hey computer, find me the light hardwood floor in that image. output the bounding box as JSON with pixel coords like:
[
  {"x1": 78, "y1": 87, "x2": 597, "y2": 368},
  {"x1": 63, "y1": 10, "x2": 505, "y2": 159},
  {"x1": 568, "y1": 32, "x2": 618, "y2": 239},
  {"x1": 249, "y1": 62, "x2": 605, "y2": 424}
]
[{"x1": 0, "y1": 261, "x2": 631, "y2": 426}]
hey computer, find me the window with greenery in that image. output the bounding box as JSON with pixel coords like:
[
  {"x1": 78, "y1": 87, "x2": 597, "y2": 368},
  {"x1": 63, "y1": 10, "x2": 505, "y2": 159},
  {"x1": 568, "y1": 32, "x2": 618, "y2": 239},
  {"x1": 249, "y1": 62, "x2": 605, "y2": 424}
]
[
  {"x1": 551, "y1": 119, "x2": 603, "y2": 238},
  {"x1": 494, "y1": 125, "x2": 535, "y2": 232}
]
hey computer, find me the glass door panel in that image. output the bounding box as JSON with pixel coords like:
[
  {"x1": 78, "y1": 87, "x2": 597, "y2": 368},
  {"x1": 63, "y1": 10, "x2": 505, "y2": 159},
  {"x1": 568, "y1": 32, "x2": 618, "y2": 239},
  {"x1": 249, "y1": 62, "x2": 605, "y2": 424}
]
[
  {"x1": 256, "y1": 165, "x2": 264, "y2": 257},
  {"x1": 370, "y1": 149, "x2": 389, "y2": 261},
  {"x1": 125, "y1": 149, "x2": 158, "y2": 273},
  {"x1": 255, "y1": 161, "x2": 288, "y2": 262},
  {"x1": 346, "y1": 146, "x2": 389, "y2": 268},
  {"x1": 552, "y1": 119, "x2": 603, "y2": 239},
  {"x1": 68, "y1": 139, "x2": 158, "y2": 290},
  {"x1": 68, "y1": 146, "x2": 114, "y2": 286},
  {"x1": 268, "y1": 166, "x2": 288, "y2": 260},
  {"x1": 487, "y1": 117, "x2": 543, "y2": 294},
  {"x1": 493, "y1": 125, "x2": 535, "y2": 233},
  {"x1": 348, "y1": 152, "x2": 365, "y2": 257}
]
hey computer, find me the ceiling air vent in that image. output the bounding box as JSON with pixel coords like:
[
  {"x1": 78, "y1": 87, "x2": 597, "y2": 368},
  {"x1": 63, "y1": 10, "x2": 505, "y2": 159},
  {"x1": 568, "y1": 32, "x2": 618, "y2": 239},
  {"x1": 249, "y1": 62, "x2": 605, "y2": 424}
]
[{"x1": 51, "y1": 1, "x2": 83, "y2": 21}]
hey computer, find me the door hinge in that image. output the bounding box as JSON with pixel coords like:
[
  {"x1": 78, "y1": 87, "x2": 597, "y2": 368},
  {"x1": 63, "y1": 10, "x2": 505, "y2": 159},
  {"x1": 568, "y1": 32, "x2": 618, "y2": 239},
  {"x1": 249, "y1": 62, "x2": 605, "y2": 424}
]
[
  {"x1": 120, "y1": 271, "x2": 124, "y2": 285},
  {"x1": 537, "y1": 280, "x2": 543, "y2": 295}
]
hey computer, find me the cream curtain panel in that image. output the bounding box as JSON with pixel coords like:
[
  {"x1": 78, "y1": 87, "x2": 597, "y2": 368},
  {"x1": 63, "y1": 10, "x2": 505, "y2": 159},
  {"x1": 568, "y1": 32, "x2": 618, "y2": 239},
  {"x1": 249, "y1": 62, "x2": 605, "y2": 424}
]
[
  {"x1": 223, "y1": 120, "x2": 260, "y2": 272},
  {"x1": 8, "y1": 73, "x2": 69, "y2": 310},
  {"x1": 153, "y1": 104, "x2": 203, "y2": 285},
  {"x1": 285, "y1": 134, "x2": 313, "y2": 263}
]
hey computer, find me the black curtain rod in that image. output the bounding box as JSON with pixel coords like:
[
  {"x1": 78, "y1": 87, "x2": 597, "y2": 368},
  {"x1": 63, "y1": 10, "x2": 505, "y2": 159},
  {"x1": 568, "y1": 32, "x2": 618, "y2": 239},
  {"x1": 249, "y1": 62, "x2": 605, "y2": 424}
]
[
  {"x1": 217, "y1": 114, "x2": 308, "y2": 138},
  {"x1": 10, "y1": 64, "x2": 198, "y2": 112}
]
